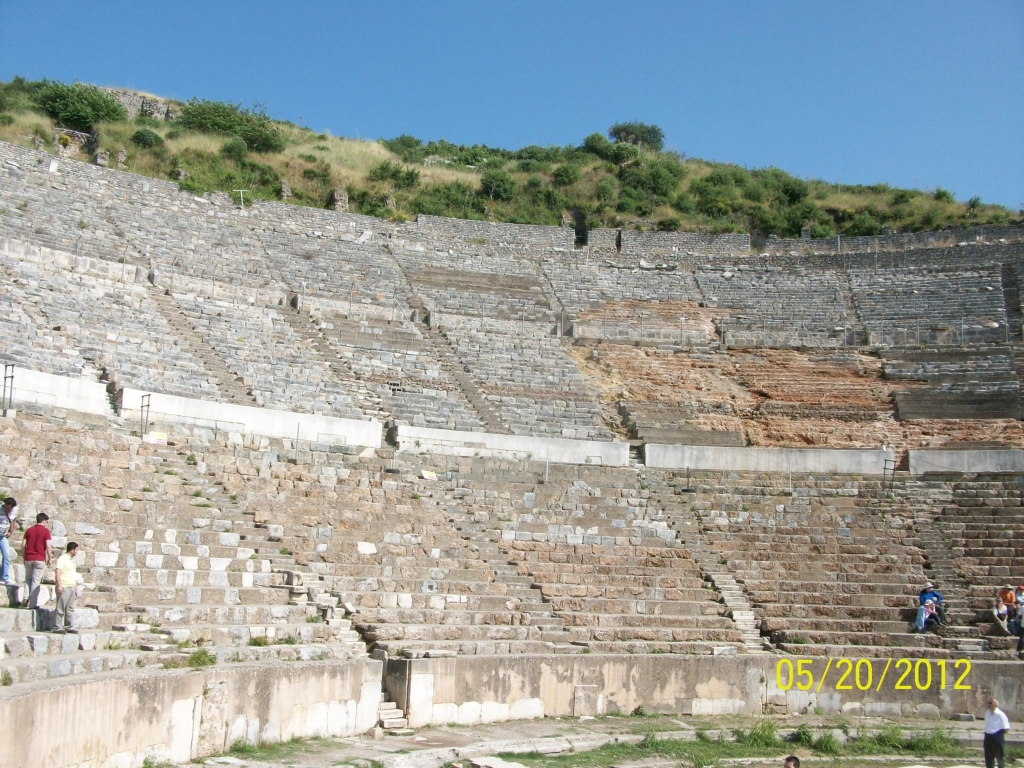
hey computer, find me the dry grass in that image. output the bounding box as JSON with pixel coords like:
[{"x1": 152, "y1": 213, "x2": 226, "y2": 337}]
[
  {"x1": 80, "y1": 114, "x2": 482, "y2": 200},
  {"x1": 0, "y1": 85, "x2": 1013, "y2": 232},
  {"x1": 0, "y1": 111, "x2": 56, "y2": 151}
]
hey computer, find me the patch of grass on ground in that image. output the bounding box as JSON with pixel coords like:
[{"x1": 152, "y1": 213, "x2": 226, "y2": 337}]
[
  {"x1": 226, "y1": 736, "x2": 331, "y2": 761},
  {"x1": 501, "y1": 722, "x2": 963, "y2": 768}
]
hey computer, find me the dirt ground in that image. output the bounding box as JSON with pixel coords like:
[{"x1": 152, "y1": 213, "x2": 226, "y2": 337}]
[{"x1": 186, "y1": 712, "x2": 1015, "y2": 768}]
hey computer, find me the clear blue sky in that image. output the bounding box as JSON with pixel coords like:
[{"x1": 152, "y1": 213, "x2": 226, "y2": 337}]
[{"x1": 1, "y1": 1, "x2": 1021, "y2": 208}]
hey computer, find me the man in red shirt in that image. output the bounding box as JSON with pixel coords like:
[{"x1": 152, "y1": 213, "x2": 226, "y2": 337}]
[{"x1": 22, "y1": 513, "x2": 51, "y2": 609}]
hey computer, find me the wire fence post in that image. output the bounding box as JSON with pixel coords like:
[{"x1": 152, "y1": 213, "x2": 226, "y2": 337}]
[
  {"x1": 2, "y1": 364, "x2": 14, "y2": 413},
  {"x1": 140, "y1": 394, "x2": 150, "y2": 436}
]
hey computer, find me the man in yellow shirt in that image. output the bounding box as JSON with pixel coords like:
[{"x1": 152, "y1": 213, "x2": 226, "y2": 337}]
[{"x1": 53, "y1": 542, "x2": 79, "y2": 634}]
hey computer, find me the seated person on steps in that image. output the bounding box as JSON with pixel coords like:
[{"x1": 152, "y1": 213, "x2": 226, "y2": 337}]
[
  {"x1": 916, "y1": 582, "x2": 945, "y2": 631},
  {"x1": 995, "y1": 585, "x2": 1016, "y2": 636}
]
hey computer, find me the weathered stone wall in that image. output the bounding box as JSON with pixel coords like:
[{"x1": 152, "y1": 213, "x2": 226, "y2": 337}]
[
  {"x1": 395, "y1": 425, "x2": 629, "y2": 465},
  {"x1": 99, "y1": 88, "x2": 179, "y2": 121},
  {"x1": 644, "y1": 444, "x2": 894, "y2": 474},
  {"x1": 406, "y1": 214, "x2": 574, "y2": 251},
  {"x1": 385, "y1": 654, "x2": 1024, "y2": 726},
  {"x1": 586, "y1": 228, "x2": 619, "y2": 251},
  {"x1": 621, "y1": 230, "x2": 751, "y2": 256},
  {"x1": 765, "y1": 223, "x2": 1024, "y2": 255},
  {"x1": 910, "y1": 449, "x2": 1024, "y2": 474},
  {"x1": 0, "y1": 658, "x2": 381, "y2": 768}
]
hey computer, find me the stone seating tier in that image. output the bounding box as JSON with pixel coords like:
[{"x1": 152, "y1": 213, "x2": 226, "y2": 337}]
[
  {"x1": 0, "y1": 250, "x2": 223, "y2": 400},
  {"x1": 849, "y1": 267, "x2": 1008, "y2": 344},
  {"x1": 695, "y1": 267, "x2": 851, "y2": 340},
  {"x1": 0, "y1": 416, "x2": 374, "y2": 687},
  {"x1": 542, "y1": 259, "x2": 704, "y2": 315}
]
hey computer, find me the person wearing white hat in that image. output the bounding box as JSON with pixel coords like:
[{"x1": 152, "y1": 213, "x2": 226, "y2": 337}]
[{"x1": 916, "y1": 582, "x2": 944, "y2": 631}]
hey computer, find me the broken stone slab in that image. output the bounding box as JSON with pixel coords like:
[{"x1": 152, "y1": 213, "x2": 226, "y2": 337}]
[{"x1": 470, "y1": 758, "x2": 529, "y2": 768}]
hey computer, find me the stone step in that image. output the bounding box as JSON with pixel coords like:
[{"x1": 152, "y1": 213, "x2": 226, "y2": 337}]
[{"x1": 0, "y1": 648, "x2": 145, "y2": 685}]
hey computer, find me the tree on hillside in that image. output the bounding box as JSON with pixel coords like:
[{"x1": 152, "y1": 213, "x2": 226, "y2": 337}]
[
  {"x1": 480, "y1": 169, "x2": 516, "y2": 201},
  {"x1": 34, "y1": 81, "x2": 126, "y2": 132},
  {"x1": 176, "y1": 99, "x2": 285, "y2": 153},
  {"x1": 608, "y1": 122, "x2": 665, "y2": 151}
]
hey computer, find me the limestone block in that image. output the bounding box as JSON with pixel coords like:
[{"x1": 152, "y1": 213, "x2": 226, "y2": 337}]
[
  {"x1": 94, "y1": 552, "x2": 118, "y2": 567},
  {"x1": 71, "y1": 607, "x2": 99, "y2": 630}
]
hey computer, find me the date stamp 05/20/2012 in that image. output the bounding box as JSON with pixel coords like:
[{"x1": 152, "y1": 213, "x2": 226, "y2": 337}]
[{"x1": 775, "y1": 658, "x2": 973, "y2": 693}]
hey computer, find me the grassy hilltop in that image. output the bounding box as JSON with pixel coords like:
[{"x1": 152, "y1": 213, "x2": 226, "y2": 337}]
[{"x1": 0, "y1": 77, "x2": 1017, "y2": 237}]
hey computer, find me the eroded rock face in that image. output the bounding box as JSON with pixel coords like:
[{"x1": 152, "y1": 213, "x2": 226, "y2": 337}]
[{"x1": 573, "y1": 337, "x2": 1024, "y2": 454}]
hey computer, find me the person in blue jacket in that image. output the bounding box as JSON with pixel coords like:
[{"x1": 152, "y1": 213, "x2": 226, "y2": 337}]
[{"x1": 916, "y1": 582, "x2": 946, "y2": 631}]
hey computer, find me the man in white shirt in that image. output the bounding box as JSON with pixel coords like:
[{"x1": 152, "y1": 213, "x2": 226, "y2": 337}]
[{"x1": 985, "y1": 697, "x2": 1010, "y2": 768}]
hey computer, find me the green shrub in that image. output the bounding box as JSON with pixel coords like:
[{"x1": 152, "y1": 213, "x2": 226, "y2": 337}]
[
  {"x1": 933, "y1": 187, "x2": 955, "y2": 203},
  {"x1": 621, "y1": 156, "x2": 685, "y2": 198},
  {"x1": 0, "y1": 76, "x2": 43, "y2": 114},
  {"x1": 381, "y1": 134, "x2": 424, "y2": 161},
  {"x1": 657, "y1": 216, "x2": 681, "y2": 231},
  {"x1": 302, "y1": 165, "x2": 331, "y2": 184},
  {"x1": 1, "y1": 670, "x2": 12, "y2": 686},
  {"x1": 368, "y1": 160, "x2": 419, "y2": 189},
  {"x1": 813, "y1": 732, "x2": 841, "y2": 756},
  {"x1": 617, "y1": 186, "x2": 656, "y2": 216},
  {"x1": 34, "y1": 80, "x2": 126, "y2": 132},
  {"x1": 480, "y1": 169, "x2": 516, "y2": 201},
  {"x1": 845, "y1": 211, "x2": 883, "y2": 236},
  {"x1": 176, "y1": 98, "x2": 284, "y2": 153},
  {"x1": 903, "y1": 729, "x2": 959, "y2": 756},
  {"x1": 582, "y1": 132, "x2": 614, "y2": 160},
  {"x1": 248, "y1": 636, "x2": 269, "y2": 647},
  {"x1": 0, "y1": 114, "x2": 14, "y2": 127},
  {"x1": 608, "y1": 121, "x2": 665, "y2": 151},
  {"x1": 639, "y1": 730, "x2": 659, "y2": 749},
  {"x1": 551, "y1": 164, "x2": 580, "y2": 187},
  {"x1": 735, "y1": 720, "x2": 779, "y2": 748},
  {"x1": 131, "y1": 128, "x2": 163, "y2": 148},
  {"x1": 186, "y1": 648, "x2": 216, "y2": 667},
  {"x1": 518, "y1": 159, "x2": 550, "y2": 173},
  {"x1": 788, "y1": 724, "x2": 815, "y2": 747},
  {"x1": 595, "y1": 176, "x2": 617, "y2": 202},
  {"x1": 220, "y1": 137, "x2": 248, "y2": 162},
  {"x1": 810, "y1": 221, "x2": 836, "y2": 238},
  {"x1": 410, "y1": 182, "x2": 484, "y2": 219},
  {"x1": 892, "y1": 189, "x2": 916, "y2": 205},
  {"x1": 276, "y1": 634, "x2": 298, "y2": 645}
]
